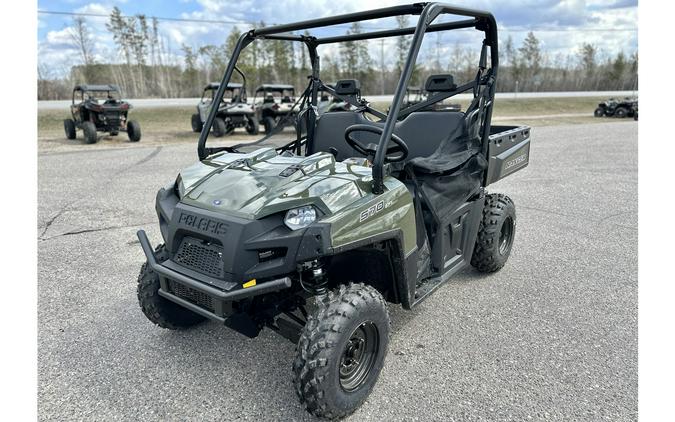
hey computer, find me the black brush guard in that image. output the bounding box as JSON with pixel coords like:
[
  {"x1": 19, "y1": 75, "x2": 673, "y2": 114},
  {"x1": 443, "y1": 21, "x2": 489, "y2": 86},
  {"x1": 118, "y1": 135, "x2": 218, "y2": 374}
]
[{"x1": 137, "y1": 229, "x2": 292, "y2": 322}]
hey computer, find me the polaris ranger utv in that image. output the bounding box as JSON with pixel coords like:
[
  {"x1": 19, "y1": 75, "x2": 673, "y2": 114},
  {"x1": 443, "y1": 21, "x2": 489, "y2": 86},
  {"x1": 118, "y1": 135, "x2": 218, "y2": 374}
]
[
  {"x1": 253, "y1": 84, "x2": 297, "y2": 133},
  {"x1": 136, "y1": 3, "x2": 530, "y2": 419},
  {"x1": 64, "y1": 84, "x2": 141, "y2": 144},
  {"x1": 191, "y1": 81, "x2": 259, "y2": 137}
]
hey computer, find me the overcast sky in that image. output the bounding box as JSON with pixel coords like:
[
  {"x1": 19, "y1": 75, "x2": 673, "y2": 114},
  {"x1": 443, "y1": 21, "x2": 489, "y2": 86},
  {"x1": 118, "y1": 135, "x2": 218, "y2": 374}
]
[{"x1": 38, "y1": 0, "x2": 638, "y2": 76}]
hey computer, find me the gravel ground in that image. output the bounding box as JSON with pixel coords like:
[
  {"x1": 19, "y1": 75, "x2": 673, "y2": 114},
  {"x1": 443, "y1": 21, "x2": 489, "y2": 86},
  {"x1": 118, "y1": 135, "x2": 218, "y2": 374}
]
[{"x1": 38, "y1": 121, "x2": 638, "y2": 421}]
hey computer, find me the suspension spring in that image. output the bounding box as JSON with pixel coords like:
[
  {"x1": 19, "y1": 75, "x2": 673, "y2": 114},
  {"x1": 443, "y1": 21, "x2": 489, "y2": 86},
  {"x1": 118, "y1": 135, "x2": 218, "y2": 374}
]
[{"x1": 299, "y1": 260, "x2": 328, "y2": 295}]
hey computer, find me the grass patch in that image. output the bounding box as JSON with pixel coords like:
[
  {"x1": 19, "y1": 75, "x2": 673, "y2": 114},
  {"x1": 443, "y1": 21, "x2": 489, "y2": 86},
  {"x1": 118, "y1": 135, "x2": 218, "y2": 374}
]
[
  {"x1": 370, "y1": 96, "x2": 606, "y2": 117},
  {"x1": 39, "y1": 106, "x2": 197, "y2": 138},
  {"x1": 38, "y1": 96, "x2": 618, "y2": 141}
]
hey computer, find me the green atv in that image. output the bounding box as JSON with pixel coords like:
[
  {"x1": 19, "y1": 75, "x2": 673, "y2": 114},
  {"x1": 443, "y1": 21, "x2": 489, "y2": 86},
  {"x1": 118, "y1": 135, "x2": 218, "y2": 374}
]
[{"x1": 136, "y1": 3, "x2": 531, "y2": 419}]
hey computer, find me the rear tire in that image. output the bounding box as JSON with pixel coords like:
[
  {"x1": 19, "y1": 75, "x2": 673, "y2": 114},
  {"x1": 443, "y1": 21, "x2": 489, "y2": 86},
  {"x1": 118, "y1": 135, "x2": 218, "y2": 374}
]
[
  {"x1": 82, "y1": 121, "x2": 98, "y2": 144},
  {"x1": 263, "y1": 116, "x2": 276, "y2": 134},
  {"x1": 471, "y1": 194, "x2": 516, "y2": 273},
  {"x1": 137, "y1": 244, "x2": 206, "y2": 330},
  {"x1": 246, "y1": 116, "x2": 259, "y2": 135},
  {"x1": 293, "y1": 283, "x2": 389, "y2": 419},
  {"x1": 63, "y1": 119, "x2": 76, "y2": 139},
  {"x1": 212, "y1": 117, "x2": 227, "y2": 137},
  {"x1": 594, "y1": 108, "x2": 604, "y2": 118},
  {"x1": 225, "y1": 121, "x2": 235, "y2": 136},
  {"x1": 127, "y1": 120, "x2": 141, "y2": 142},
  {"x1": 191, "y1": 113, "x2": 203, "y2": 133},
  {"x1": 614, "y1": 107, "x2": 628, "y2": 118}
]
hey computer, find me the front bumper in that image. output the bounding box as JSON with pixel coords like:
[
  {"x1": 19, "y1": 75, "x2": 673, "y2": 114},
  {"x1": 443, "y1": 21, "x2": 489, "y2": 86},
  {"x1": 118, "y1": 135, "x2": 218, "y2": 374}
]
[{"x1": 137, "y1": 229, "x2": 292, "y2": 321}]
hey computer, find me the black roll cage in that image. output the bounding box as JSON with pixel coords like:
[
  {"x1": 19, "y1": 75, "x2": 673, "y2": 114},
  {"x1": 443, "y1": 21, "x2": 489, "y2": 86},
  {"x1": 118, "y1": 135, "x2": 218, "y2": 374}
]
[
  {"x1": 252, "y1": 85, "x2": 297, "y2": 104},
  {"x1": 197, "y1": 2, "x2": 498, "y2": 194},
  {"x1": 202, "y1": 84, "x2": 246, "y2": 104},
  {"x1": 72, "y1": 87, "x2": 120, "y2": 104}
]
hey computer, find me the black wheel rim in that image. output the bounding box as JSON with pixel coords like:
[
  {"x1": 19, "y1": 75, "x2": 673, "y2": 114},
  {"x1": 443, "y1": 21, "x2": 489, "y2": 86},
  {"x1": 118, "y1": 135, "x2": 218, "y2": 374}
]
[
  {"x1": 339, "y1": 321, "x2": 379, "y2": 392},
  {"x1": 499, "y1": 216, "x2": 514, "y2": 255}
]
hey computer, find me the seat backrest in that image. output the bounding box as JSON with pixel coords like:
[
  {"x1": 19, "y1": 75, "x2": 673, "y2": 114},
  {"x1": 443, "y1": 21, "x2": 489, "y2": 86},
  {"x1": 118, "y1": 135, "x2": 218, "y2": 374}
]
[
  {"x1": 396, "y1": 111, "x2": 467, "y2": 158},
  {"x1": 311, "y1": 112, "x2": 371, "y2": 160},
  {"x1": 310, "y1": 110, "x2": 468, "y2": 161}
]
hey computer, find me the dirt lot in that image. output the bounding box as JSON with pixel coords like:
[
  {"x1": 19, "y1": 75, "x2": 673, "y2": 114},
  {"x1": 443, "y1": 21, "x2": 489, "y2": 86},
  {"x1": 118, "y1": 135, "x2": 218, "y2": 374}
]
[{"x1": 38, "y1": 96, "x2": 618, "y2": 154}]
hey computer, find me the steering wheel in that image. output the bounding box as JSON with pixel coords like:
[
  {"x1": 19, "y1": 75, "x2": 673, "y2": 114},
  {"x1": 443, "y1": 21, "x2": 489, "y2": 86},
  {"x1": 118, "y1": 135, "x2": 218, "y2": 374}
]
[{"x1": 344, "y1": 124, "x2": 409, "y2": 163}]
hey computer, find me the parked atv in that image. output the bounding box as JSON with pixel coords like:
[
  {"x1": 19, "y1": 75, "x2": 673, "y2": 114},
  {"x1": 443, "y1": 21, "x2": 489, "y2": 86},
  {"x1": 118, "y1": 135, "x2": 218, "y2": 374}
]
[
  {"x1": 253, "y1": 84, "x2": 297, "y2": 133},
  {"x1": 403, "y1": 86, "x2": 425, "y2": 108},
  {"x1": 136, "y1": 3, "x2": 530, "y2": 419},
  {"x1": 64, "y1": 84, "x2": 140, "y2": 144},
  {"x1": 594, "y1": 97, "x2": 638, "y2": 118},
  {"x1": 401, "y1": 85, "x2": 461, "y2": 112},
  {"x1": 191, "y1": 82, "x2": 258, "y2": 137},
  {"x1": 317, "y1": 83, "x2": 354, "y2": 114}
]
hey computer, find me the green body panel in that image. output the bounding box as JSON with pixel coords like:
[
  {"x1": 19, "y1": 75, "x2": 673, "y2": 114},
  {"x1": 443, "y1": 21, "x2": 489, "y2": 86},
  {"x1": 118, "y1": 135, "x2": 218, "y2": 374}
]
[
  {"x1": 322, "y1": 179, "x2": 416, "y2": 255},
  {"x1": 176, "y1": 147, "x2": 417, "y2": 255}
]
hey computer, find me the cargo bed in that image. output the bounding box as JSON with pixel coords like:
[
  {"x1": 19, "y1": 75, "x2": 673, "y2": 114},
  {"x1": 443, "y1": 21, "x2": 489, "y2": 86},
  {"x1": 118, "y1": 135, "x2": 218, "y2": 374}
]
[{"x1": 485, "y1": 125, "x2": 531, "y2": 185}]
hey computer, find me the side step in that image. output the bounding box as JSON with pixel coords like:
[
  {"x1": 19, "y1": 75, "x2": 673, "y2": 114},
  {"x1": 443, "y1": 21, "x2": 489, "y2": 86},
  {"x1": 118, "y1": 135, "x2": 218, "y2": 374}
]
[{"x1": 411, "y1": 263, "x2": 467, "y2": 307}]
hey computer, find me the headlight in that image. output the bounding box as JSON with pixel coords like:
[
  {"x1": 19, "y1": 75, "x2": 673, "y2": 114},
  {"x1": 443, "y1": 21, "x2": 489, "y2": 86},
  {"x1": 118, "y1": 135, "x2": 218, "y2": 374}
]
[
  {"x1": 284, "y1": 206, "x2": 317, "y2": 230},
  {"x1": 174, "y1": 174, "x2": 184, "y2": 198}
]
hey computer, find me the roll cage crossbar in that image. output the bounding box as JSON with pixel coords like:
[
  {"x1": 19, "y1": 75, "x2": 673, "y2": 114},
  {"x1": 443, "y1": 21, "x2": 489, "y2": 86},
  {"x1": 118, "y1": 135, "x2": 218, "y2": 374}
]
[{"x1": 198, "y1": 2, "x2": 498, "y2": 194}]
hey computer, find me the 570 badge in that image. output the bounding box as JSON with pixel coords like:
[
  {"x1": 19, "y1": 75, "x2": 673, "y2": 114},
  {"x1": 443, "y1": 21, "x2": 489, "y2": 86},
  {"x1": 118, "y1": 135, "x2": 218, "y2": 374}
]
[{"x1": 359, "y1": 200, "x2": 386, "y2": 222}]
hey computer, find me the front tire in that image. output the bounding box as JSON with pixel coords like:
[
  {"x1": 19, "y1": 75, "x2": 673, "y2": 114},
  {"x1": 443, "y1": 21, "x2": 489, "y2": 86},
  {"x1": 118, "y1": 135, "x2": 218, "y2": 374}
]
[
  {"x1": 246, "y1": 116, "x2": 259, "y2": 135},
  {"x1": 293, "y1": 283, "x2": 390, "y2": 419},
  {"x1": 137, "y1": 244, "x2": 206, "y2": 329},
  {"x1": 594, "y1": 108, "x2": 604, "y2": 117},
  {"x1": 212, "y1": 117, "x2": 227, "y2": 137},
  {"x1": 82, "y1": 121, "x2": 98, "y2": 144},
  {"x1": 224, "y1": 121, "x2": 235, "y2": 136},
  {"x1": 263, "y1": 116, "x2": 276, "y2": 134},
  {"x1": 471, "y1": 194, "x2": 516, "y2": 273},
  {"x1": 64, "y1": 119, "x2": 76, "y2": 139},
  {"x1": 127, "y1": 120, "x2": 141, "y2": 142},
  {"x1": 191, "y1": 113, "x2": 203, "y2": 133}
]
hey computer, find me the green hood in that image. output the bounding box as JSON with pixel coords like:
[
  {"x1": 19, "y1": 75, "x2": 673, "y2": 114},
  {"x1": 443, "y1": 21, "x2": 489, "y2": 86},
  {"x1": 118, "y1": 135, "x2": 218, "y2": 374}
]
[{"x1": 177, "y1": 148, "x2": 372, "y2": 219}]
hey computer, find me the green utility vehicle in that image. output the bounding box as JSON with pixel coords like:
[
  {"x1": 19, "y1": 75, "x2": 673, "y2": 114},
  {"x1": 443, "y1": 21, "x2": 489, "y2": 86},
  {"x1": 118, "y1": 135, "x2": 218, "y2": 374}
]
[{"x1": 136, "y1": 3, "x2": 530, "y2": 419}]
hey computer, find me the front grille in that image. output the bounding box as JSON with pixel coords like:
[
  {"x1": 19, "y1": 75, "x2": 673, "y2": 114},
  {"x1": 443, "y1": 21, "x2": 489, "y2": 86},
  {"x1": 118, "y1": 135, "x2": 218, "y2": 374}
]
[
  {"x1": 167, "y1": 280, "x2": 214, "y2": 312},
  {"x1": 173, "y1": 237, "x2": 225, "y2": 278},
  {"x1": 103, "y1": 111, "x2": 121, "y2": 126}
]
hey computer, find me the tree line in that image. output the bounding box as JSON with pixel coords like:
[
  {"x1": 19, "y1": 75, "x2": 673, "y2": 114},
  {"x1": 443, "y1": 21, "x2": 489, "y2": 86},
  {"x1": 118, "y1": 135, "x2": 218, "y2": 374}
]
[{"x1": 38, "y1": 8, "x2": 638, "y2": 100}]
